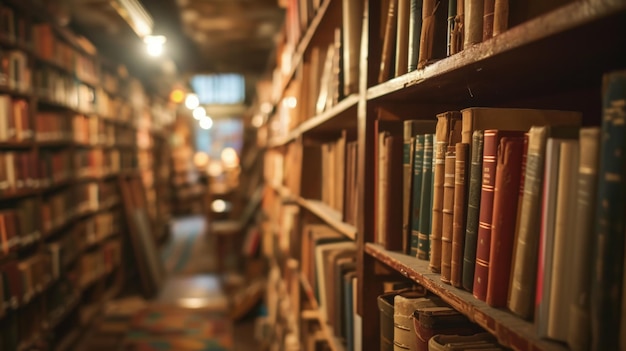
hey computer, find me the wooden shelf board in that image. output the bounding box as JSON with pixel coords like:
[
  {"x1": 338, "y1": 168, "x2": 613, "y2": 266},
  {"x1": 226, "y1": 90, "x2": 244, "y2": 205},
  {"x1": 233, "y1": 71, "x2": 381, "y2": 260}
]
[
  {"x1": 0, "y1": 86, "x2": 34, "y2": 99},
  {"x1": 267, "y1": 94, "x2": 359, "y2": 148},
  {"x1": 367, "y1": 0, "x2": 626, "y2": 106},
  {"x1": 364, "y1": 243, "x2": 567, "y2": 351},
  {"x1": 298, "y1": 198, "x2": 357, "y2": 241}
]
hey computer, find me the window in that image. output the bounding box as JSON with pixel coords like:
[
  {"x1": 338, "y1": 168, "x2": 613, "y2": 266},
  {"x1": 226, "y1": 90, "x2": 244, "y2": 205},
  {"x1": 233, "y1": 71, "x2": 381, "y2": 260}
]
[{"x1": 190, "y1": 73, "x2": 245, "y2": 105}]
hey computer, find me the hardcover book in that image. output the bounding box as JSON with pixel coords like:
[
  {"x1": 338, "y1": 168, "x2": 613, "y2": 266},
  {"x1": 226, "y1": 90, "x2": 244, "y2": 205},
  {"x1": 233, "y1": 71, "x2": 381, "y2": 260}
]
[
  {"x1": 591, "y1": 69, "x2": 626, "y2": 351},
  {"x1": 486, "y1": 135, "x2": 525, "y2": 307}
]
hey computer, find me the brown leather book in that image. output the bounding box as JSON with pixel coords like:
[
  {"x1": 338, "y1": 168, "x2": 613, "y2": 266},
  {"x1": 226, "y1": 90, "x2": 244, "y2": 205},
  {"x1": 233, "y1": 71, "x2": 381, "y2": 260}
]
[
  {"x1": 417, "y1": 0, "x2": 449, "y2": 69},
  {"x1": 463, "y1": 0, "x2": 483, "y2": 48},
  {"x1": 486, "y1": 135, "x2": 525, "y2": 307},
  {"x1": 378, "y1": 0, "x2": 398, "y2": 83},
  {"x1": 473, "y1": 130, "x2": 524, "y2": 301},
  {"x1": 385, "y1": 134, "x2": 404, "y2": 250},
  {"x1": 395, "y1": 0, "x2": 410, "y2": 77},
  {"x1": 482, "y1": 0, "x2": 495, "y2": 40},
  {"x1": 430, "y1": 112, "x2": 461, "y2": 273},
  {"x1": 413, "y1": 306, "x2": 483, "y2": 351},
  {"x1": 451, "y1": 142, "x2": 469, "y2": 288},
  {"x1": 492, "y1": 0, "x2": 509, "y2": 36},
  {"x1": 441, "y1": 146, "x2": 456, "y2": 284}
]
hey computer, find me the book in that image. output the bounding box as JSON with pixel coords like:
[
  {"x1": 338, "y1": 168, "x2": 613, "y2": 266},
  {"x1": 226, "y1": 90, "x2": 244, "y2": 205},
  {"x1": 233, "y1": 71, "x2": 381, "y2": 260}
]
[
  {"x1": 535, "y1": 137, "x2": 567, "y2": 338},
  {"x1": 376, "y1": 120, "x2": 404, "y2": 250},
  {"x1": 395, "y1": 0, "x2": 410, "y2": 77},
  {"x1": 417, "y1": 134, "x2": 434, "y2": 260},
  {"x1": 446, "y1": 0, "x2": 457, "y2": 56},
  {"x1": 461, "y1": 130, "x2": 483, "y2": 291},
  {"x1": 379, "y1": 0, "x2": 398, "y2": 83},
  {"x1": 431, "y1": 112, "x2": 461, "y2": 273},
  {"x1": 407, "y1": 0, "x2": 423, "y2": 72},
  {"x1": 413, "y1": 305, "x2": 483, "y2": 351},
  {"x1": 508, "y1": 126, "x2": 578, "y2": 319},
  {"x1": 427, "y1": 333, "x2": 502, "y2": 351},
  {"x1": 450, "y1": 142, "x2": 469, "y2": 288},
  {"x1": 492, "y1": 0, "x2": 508, "y2": 36},
  {"x1": 404, "y1": 120, "x2": 437, "y2": 254},
  {"x1": 410, "y1": 136, "x2": 425, "y2": 257},
  {"x1": 417, "y1": 0, "x2": 449, "y2": 69},
  {"x1": 463, "y1": 0, "x2": 483, "y2": 49},
  {"x1": 342, "y1": 0, "x2": 364, "y2": 96},
  {"x1": 394, "y1": 292, "x2": 440, "y2": 350},
  {"x1": 440, "y1": 146, "x2": 456, "y2": 284},
  {"x1": 378, "y1": 288, "x2": 425, "y2": 351},
  {"x1": 591, "y1": 69, "x2": 626, "y2": 351},
  {"x1": 482, "y1": 0, "x2": 495, "y2": 41},
  {"x1": 565, "y1": 127, "x2": 599, "y2": 351},
  {"x1": 473, "y1": 130, "x2": 524, "y2": 301},
  {"x1": 485, "y1": 135, "x2": 524, "y2": 307}
]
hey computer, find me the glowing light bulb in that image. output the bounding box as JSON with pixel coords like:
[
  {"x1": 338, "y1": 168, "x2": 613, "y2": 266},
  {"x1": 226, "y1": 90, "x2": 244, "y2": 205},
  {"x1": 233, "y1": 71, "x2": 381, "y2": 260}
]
[
  {"x1": 199, "y1": 116, "x2": 213, "y2": 130},
  {"x1": 185, "y1": 94, "x2": 199, "y2": 109},
  {"x1": 192, "y1": 106, "x2": 206, "y2": 120}
]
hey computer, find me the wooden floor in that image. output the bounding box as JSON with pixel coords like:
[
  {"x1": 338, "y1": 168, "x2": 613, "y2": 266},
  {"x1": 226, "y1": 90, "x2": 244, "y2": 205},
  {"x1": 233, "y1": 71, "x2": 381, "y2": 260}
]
[{"x1": 74, "y1": 215, "x2": 261, "y2": 351}]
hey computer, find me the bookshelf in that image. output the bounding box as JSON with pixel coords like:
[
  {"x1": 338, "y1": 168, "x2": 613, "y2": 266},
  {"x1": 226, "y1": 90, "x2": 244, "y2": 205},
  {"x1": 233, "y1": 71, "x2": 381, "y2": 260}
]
[
  {"x1": 257, "y1": 0, "x2": 626, "y2": 350},
  {"x1": 0, "y1": 1, "x2": 174, "y2": 349}
]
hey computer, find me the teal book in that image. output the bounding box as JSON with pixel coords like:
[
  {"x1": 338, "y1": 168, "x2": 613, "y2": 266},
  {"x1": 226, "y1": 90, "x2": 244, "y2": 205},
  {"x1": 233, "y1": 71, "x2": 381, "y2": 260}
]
[
  {"x1": 591, "y1": 69, "x2": 626, "y2": 351},
  {"x1": 417, "y1": 134, "x2": 433, "y2": 260},
  {"x1": 461, "y1": 130, "x2": 483, "y2": 291},
  {"x1": 410, "y1": 135, "x2": 425, "y2": 257}
]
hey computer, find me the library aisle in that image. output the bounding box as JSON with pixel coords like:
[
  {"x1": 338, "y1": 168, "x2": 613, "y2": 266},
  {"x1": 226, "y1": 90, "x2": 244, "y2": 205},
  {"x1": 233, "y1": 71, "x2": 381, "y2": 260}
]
[{"x1": 75, "y1": 215, "x2": 259, "y2": 351}]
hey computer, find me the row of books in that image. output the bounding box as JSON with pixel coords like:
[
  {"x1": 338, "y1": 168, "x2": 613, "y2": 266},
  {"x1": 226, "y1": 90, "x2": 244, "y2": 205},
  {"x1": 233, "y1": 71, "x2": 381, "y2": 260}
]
[
  {"x1": 0, "y1": 200, "x2": 39, "y2": 256},
  {"x1": 0, "y1": 95, "x2": 31, "y2": 142},
  {"x1": 300, "y1": 223, "x2": 356, "y2": 347},
  {"x1": 36, "y1": 112, "x2": 136, "y2": 146},
  {"x1": 0, "y1": 149, "x2": 135, "y2": 194},
  {"x1": 378, "y1": 0, "x2": 572, "y2": 81},
  {"x1": 35, "y1": 66, "x2": 96, "y2": 113},
  {"x1": 41, "y1": 181, "x2": 119, "y2": 235},
  {"x1": 0, "y1": 49, "x2": 30, "y2": 93},
  {"x1": 382, "y1": 69, "x2": 626, "y2": 349},
  {"x1": 0, "y1": 254, "x2": 53, "y2": 316},
  {"x1": 377, "y1": 286, "x2": 506, "y2": 351},
  {"x1": 33, "y1": 23, "x2": 99, "y2": 84},
  {"x1": 78, "y1": 239, "x2": 121, "y2": 289},
  {"x1": 0, "y1": 4, "x2": 30, "y2": 48}
]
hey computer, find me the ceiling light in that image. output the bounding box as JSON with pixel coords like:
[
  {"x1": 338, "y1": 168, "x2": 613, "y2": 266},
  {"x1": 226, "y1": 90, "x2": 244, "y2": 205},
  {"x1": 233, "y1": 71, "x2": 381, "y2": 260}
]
[
  {"x1": 144, "y1": 35, "x2": 166, "y2": 57},
  {"x1": 185, "y1": 94, "x2": 199, "y2": 109},
  {"x1": 192, "y1": 106, "x2": 206, "y2": 120}
]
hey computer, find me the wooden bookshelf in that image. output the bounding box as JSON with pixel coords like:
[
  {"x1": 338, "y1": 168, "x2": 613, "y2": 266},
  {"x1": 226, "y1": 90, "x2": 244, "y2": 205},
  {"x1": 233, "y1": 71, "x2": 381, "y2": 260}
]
[{"x1": 257, "y1": 0, "x2": 626, "y2": 349}]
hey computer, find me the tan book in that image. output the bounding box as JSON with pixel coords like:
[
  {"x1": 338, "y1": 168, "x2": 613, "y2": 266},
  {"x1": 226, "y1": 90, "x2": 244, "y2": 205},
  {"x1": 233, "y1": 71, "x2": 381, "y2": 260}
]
[
  {"x1": 440, "y1": 146, "x2": 456, "y2": 284},
  {"x1": 430, "y1": 111, "x2": 461, "y2": 273},
  {"x1": 451, "y1": 142, "x2": 469, "y2": 287},
  {"x1": 492, "y1": 0, "x2": 509, "y2": 36},
  {"x1": 482, "y1": 0, "x2": 495, "y2": 40},
  {"x1": 342, "y1": 0, "x2": 364, "y2": 95},
  {"x1": 379, "y1": 0, "x2": 398, "y2": 83},
  {"x1": 463, "y1": 0, "x2": 483, "y2": 48},
  {"x1": 395, "y1": 0, "x2": 410, "y2": 77}
]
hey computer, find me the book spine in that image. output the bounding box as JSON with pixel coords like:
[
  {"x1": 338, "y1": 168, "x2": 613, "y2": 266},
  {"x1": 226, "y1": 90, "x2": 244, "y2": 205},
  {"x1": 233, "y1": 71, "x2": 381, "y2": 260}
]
[
  {"x1": 492, "y1": 0, "x2": 508, "y2": 36},
  {"x1": 463, "y1": 0, "x2": 483, "y2": 49},
  {"x1": 446, "y1": 0, "x2": 457, "y2": 56},
  {"x1": 567, "y1": 127, "x2": 600, "y2": 351},
  {"x1": 486, "y1": 136, "x2": 524, "y2": 307},
  {"x1": 379, "y1": 0, "x2": 398, "y2": 83},
  {"x1": 411, "y1": 135, "x2": 425, "y2": 257},
  {"x1": 430, "y1": 135, "x2": 447, "y2": 273},
  {"x1": 508, "y1": 133, "x2": 528, "y2": 304},
  {"x1": 407, "y1": 0, "x2": 423, "y2": 72},
  {"x1": 395, "y1": 0, "x2": 410, "y2": 77},
  {"x1": 451, "y1": 143, "x2": 469, "y2": 288},
  {"x1": 417, "y1": 0, "x2": 449, "y2": 69},
  {"x1": 462, "y1": 130, "x2": 483, "y2": 291},
  {"x1": 591, "y1": 70, "x2": 626, "y2": 351},
  {"x1": 450, "y1": 0, "x2": 464, "y2": 55},
  {"x1": 417, "y1": 134, "x2": 434, "y2": 260},
  {"x1": 441, "y1": 146, "x2": 456, "y2": 284},
  {"x1": 385, "y1": 135, "x2": 404, "y2": 251},
  {"x1": 482, "y1": 0, "x2": 495, "y2": 41},
  {"x1": 404, "y1": 122, "x2": 416, "y2": 254},
  {"x1": 473, "y1": 129, "x2": 498, "y2": 301},
  {"x1": 508, "y1": 126, "x2": 547, "y2": 319}
]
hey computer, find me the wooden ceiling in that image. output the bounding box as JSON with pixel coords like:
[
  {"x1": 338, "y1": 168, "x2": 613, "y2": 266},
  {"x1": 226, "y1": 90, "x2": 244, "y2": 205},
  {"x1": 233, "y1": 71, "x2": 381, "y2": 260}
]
[{"x1": 68, "y1": 0, "x2": 285, "y2": 85}]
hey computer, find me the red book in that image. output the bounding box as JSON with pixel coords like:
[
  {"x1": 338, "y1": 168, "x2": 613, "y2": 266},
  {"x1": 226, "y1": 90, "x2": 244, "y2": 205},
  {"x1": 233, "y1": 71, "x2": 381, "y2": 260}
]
[
  {"x1": 473, "y1": 129, "x2": 524, "y2": 301},
  {"x1": 486, "y1": 135, "x2": 525, "y2": 307}
]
